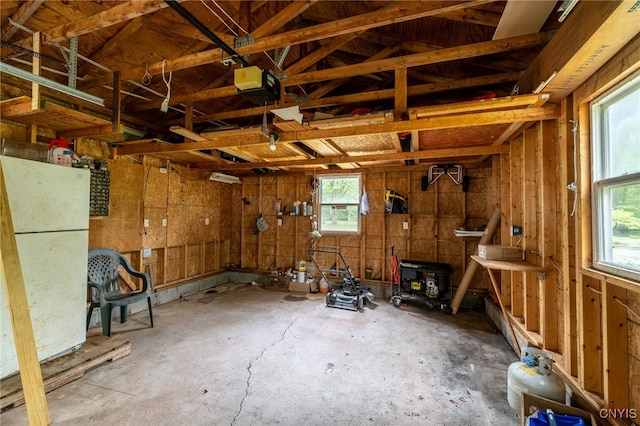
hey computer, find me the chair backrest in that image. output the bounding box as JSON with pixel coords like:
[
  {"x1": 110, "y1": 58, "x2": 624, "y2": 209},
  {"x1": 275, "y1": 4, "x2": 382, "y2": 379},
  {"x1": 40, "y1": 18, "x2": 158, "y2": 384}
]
[{"x1": 88, "y1": 249, "x2": 126, "y2": 300}]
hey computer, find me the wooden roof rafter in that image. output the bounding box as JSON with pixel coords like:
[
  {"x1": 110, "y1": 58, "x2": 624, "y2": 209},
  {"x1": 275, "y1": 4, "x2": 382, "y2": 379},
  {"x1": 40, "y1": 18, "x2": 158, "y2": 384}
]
[{"x1": 78, "y1": 0, "x2": 495, "y2": 91}]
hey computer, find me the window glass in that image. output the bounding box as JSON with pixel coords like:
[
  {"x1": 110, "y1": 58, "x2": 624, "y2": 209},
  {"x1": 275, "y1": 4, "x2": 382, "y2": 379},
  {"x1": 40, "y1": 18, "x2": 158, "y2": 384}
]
[
  {"x1": 318, "y1": 175, "x2": 360, "y2": 233},
  {"x1": 592, "y1": 71, "x2": 640, "y2": 281}
]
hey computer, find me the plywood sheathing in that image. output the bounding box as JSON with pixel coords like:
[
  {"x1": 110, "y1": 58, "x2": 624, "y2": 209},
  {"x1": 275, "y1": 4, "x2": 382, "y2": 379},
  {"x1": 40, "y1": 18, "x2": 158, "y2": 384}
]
[{"x1": 236, "y1": 164, "x2": 493, "y2": 291}]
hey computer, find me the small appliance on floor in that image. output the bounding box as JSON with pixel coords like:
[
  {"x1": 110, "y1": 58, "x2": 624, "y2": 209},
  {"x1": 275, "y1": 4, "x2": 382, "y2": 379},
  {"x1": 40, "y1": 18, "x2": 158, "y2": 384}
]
[
  {"x1": 308, "y1": 248, "x2": 374, "y2": 311},
  {"x1": 392, "y1": 259, "x2": 453, "y2": 314}
]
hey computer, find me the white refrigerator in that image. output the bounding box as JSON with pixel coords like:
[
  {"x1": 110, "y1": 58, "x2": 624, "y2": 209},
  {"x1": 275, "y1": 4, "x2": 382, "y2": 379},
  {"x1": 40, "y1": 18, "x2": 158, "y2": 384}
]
[{"x1": 0, "y1": 155, "x2": 90, "y2": 379}]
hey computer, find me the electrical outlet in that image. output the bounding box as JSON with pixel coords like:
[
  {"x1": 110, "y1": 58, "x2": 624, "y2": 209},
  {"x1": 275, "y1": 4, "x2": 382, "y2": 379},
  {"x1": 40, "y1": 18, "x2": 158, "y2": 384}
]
[
  {"x1": 160, "y1": 167, "x2": 167, "y2": 174},
  {"x1": 205, "y1": 217, "x2": 210, "y2": 225},
  {"x1": 162, "y1": 218, "x2": 167, "y2": 227},
  {"x1": 403, "y1": 221, "x2": 409, "y2": 230},
  {"x1": 510, "y1": 225, "x2": 522, "y2": 236},
  {"x1": 144, "y1": 219, "x2": 149, "y2": 227}
]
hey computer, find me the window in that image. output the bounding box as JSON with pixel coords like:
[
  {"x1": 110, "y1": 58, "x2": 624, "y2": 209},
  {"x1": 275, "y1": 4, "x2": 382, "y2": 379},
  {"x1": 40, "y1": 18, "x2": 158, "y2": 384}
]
[
  {"x1": 318, "y1": 175, "x2": 361, "y2": 234},
  {"x1": 591, "y1": 71, "x2": 640, "y2": 281}
]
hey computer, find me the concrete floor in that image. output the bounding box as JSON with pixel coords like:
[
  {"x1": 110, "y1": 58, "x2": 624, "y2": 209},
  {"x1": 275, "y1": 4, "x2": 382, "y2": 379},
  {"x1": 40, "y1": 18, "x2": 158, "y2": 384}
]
[{"x1": 1, "y1": 284, "x2": 519, "y2": 426}]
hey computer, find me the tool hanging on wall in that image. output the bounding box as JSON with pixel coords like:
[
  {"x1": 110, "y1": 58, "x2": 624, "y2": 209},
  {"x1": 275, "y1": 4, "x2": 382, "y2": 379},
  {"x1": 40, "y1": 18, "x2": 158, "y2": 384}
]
[{"x1": 422, "y1": 164, "x2": 469, "y2": 192}]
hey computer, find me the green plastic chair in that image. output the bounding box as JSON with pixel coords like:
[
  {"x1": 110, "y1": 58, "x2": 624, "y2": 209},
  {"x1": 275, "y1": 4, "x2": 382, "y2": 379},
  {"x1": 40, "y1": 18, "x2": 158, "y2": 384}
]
[{"x1": 86, "y1": 248, "x2": 153, "y2": 337}]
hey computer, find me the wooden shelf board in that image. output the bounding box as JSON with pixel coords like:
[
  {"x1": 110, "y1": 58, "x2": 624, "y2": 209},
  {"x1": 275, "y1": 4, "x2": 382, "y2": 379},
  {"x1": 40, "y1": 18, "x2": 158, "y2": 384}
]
[
  {"x1": 471, "y1": 255, "x2": 546, "y2": 272},
  {"x1": 1, "y1": 96, "x2": 111, "y2": 132}
]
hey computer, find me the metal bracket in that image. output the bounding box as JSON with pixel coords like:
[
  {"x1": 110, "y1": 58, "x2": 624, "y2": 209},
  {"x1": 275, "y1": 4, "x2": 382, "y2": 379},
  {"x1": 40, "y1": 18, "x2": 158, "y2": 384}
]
[
  {"x1": 234, "y1": 34, "x2": 254, "y2": 49},
  {"x1": 538, "y1": 272, "x2": 546, "y2": 281},
  {"x1": 428, "y1": 164, "x2": 463, "y2": 186}
]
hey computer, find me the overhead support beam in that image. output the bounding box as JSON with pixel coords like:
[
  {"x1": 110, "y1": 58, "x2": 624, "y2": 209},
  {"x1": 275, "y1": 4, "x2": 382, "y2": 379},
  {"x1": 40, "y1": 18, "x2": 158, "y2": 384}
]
[
  {"x1": 1, "y1": 0, "x2": 44, "y2": 41},
  {"x1": 162, "y1": 72, "x2": 523, "y2": 125},
  {"x1": 283, "y1": 32, "x2": 548, "y2": 87},
  {"x1": 79, "y1": 0, "x2": 493, "y2": 90},
  {"x1": 518, "y1": 0, "x2": 640, "y2": 101},
  {"x1": 121, "y1": 105, "x2": 559, "y2": 156},
  {"x1": 204, "y1": 145, "x2": 511, "y2": 171}
]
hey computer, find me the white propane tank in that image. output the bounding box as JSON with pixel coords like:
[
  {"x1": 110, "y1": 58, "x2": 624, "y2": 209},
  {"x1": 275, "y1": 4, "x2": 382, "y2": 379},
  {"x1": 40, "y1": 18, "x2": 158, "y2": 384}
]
[{"x1": 507, "y1": 347, "x2": 566, "y2": 416}]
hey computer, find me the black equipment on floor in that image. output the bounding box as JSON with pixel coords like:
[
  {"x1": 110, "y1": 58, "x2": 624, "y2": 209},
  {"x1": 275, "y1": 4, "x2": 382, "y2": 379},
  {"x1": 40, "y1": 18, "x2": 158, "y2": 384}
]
[
  {"x1": 308, "y1": 248, "x2": 374, "y2": 311},
  {"x1": 392, "y1": 259, "x2": 453, "y2": 314}
]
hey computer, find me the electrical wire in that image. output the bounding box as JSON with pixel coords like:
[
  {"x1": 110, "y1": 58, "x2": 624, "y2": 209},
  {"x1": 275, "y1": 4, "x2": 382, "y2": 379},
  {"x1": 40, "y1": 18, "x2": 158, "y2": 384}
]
[
  {"x1": 212, "y1": 0, "x2": 249, "y2": 35},
  {"x1": 161, "y1": 59, "x2": 172, "y2": 112},
  {"x1": 200, "y1": 0, "x2": 238, "y2": 36},
  {"x1": 569, "y1": 120, "x2": 579, "y2": 216}
]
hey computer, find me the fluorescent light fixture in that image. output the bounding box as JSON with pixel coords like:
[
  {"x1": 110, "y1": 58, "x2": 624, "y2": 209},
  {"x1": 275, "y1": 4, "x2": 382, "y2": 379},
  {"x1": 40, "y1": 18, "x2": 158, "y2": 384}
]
[
  {"x1": 170, "y1": 126, "x2": 205, "y2": 141},
  {"x1": 0, "y1": 61, "x2": 104, "y2": 106},
  {"x1": 209, "y1": 172, "x2": 241, "y2": 184},
  {"x1": 557, "y1": 0, "x2": 579, "y2": 22}
]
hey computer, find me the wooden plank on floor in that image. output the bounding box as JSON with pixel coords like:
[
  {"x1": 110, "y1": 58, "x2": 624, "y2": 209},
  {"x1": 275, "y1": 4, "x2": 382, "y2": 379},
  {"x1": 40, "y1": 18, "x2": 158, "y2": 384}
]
[{"x1": 1, "y1": 336, "x2": 131, "y2": 410}]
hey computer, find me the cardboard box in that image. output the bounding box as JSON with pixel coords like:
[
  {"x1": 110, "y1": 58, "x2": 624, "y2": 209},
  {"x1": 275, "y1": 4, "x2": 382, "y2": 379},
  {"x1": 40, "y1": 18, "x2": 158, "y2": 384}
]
[
  {"x1": 288, "y1": 280, "x2": 309, "y2": 293},
  {"x1": 478, "y1": 244, "x2": 523, "y2": 261},
  {"x1": 521, "y1": 393, "x2": 598, "y2": 426}
]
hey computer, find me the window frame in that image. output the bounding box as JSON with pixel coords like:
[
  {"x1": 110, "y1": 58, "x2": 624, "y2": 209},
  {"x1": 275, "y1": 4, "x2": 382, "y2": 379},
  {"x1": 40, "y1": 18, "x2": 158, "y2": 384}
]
[
  {"x1": 590, "y1": 70, "x2": 640, "y2": 282},
  {"x1": 317, "y1": 174, "x2": 361, "y2": 235}
]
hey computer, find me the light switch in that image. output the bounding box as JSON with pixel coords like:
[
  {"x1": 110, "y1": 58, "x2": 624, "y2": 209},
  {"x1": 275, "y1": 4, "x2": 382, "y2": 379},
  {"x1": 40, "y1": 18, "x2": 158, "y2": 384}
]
[
  {"x1": 144, "y1": 219, "x2": 149, "y2": 227},
  {"x1": 403, "y1": 221, "x2": 409, "y2": 230},
  {"x1": 205, "y1": 217, "x2": 210, "y2": 225},
  {"x1": 162, "y1": 218, "x2": 167, "y2": 227}
]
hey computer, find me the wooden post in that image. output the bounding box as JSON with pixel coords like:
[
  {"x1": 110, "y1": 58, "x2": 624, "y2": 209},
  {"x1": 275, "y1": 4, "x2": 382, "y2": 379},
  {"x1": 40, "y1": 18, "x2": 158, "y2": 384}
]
[
  {"x1": 510, "y1": 137, "x2": 524, "y2": 317},
  {"x1": 602, "y1": 282, "x2": 629, "y2": 409},
  {"x1": 540, "y1": 119, "x2": 558, "y2": 351},
  {"x1": 0, "y1": 163, "x2": 50, "y2": 426},
  {"x1": 31, "y1": 32, "x2": 41, "y2": 111},
  {"x1": 450, "y1": 207, "x2": 501, "y2": 314},
  {"x1": 523, "y1": 127, "x2": 539, "y2": 332}
]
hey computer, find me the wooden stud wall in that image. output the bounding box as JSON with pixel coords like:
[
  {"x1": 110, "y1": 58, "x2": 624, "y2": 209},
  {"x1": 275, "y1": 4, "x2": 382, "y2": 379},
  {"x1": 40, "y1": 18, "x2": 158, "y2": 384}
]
[
  {"x1": 491, "y1": 36, "x2": 640, "y2": 421},
  {"x1": 231, "y1": 166, "x2": 492, "y2": 293}
]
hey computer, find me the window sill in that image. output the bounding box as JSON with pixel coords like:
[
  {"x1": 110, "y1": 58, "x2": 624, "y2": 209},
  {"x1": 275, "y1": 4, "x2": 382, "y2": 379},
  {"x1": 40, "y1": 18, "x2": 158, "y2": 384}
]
[{"x1": 580, "y1": 266, "x2": 640, "y2": 292}]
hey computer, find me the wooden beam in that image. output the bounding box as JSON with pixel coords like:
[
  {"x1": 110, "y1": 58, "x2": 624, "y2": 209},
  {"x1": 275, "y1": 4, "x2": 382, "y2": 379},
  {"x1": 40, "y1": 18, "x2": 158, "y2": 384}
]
[
  {"x1": 577, "y1": 277, "x2": 603, "y2": 393},
  {"x1": 112, "y1": 71, "x2": 121, "y2": 133},
  {"x1": 31, "y1": 32, "x2": 41, "y2": 111},
  {"x1": 286, "y1": 32, "x2": 362, "y2": 75},
  {"x1": 210, "y1": 145, "x2": 510, "y2": 171},
  {"x1": 602, "y1": 282, "x2": 629, "y2": 409},
  {"x1": 44, "y1": 0, "x2": 170, "y2": 44},
  {"x1": 522, "y1": 127, "x2": 539, "y2": 332},
  {"x1": 282, "y1": 106, "x2": 559, "y2": 142},
  {"x1": 539, "y1": 119, "x2": 558, "y2": 351},
  {"x1": 510, "y1": 137, "x2": 524, "y2": 318},
  {"x1": 79, "y1": 0, "x2": 493, "y2": 90},
  {"x1": 559, "y1": 97, "x2": 578, "y2": 376},
  {"x1": 499, "y1": 153, "x2": 512, "y2": 308},
  {"x1": 394, "y1": 67, "x2": 408, "y2": 121},
  {"x1": 0, "y1": 163, "x2": 50, "y2": 426},
  {"x1": 1, "y1": 0, "x2": 44, "y2": 41},
  {"x1": 411, "y1": 93, "x2": 549, "y2": 118},
  {"x1": 58, "y1": 124, "x2": 124, "y2": 139},
  {"x1": 162, "y1": 72, "x2": 522, "y2": 123},
  {"x1": 519, "y1": 0, "x2": 640, "y2": 101},
  {"x1": 308, "y1": 44, "x2": 401, "y2": 100},
  {"x1": 127, "y1": 106, "x2": 559, "y2": 155},
  {"x1": 283, "y1": 33, "x2": 548, "y2": 86}
]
